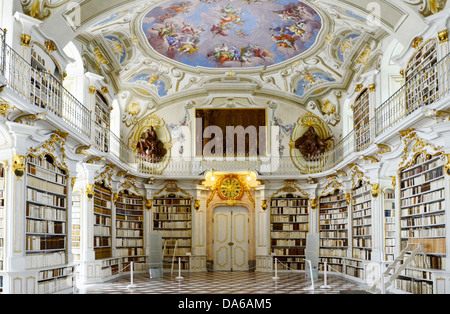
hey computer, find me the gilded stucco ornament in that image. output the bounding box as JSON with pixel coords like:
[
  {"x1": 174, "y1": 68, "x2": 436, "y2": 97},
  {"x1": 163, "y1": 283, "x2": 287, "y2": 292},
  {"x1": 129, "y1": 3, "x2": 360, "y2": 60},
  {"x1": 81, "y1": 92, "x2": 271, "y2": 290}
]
[
  {"x1": 12, "y1": 155, "x2": 26, "y2": 178},
  {"x1": 21, "y1": 0, "x2": 70, "y2": 20}
]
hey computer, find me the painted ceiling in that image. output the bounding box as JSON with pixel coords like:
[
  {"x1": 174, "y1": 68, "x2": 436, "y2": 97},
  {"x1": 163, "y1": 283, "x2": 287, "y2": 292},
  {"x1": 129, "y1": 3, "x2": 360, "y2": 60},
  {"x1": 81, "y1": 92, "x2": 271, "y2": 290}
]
[{"x1": 141, "y1": 0, "x2": 323, "y2": 68}]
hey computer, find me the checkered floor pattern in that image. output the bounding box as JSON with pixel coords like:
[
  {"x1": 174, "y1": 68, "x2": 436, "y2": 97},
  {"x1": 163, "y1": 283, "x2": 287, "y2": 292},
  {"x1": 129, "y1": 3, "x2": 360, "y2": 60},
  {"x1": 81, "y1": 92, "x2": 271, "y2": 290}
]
[{"x1": 81, "y1": 272, "x2": 367, "y2": 294}]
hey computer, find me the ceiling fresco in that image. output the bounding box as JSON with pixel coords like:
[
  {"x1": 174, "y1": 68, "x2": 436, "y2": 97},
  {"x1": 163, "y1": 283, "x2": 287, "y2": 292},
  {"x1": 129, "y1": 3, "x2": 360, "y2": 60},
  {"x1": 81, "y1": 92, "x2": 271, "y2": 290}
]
[{"x1": 141, "y1": 0, "x2": 323, "y2": 68}]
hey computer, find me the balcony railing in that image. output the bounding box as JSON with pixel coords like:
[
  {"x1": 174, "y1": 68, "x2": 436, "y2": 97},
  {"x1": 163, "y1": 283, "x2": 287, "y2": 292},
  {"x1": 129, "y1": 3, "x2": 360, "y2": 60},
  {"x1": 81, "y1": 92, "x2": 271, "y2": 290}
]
[
  {"x1": 1, "y1": 29, "x2": 449, "y2": 176},
  {"x1": 0, "y1": 40, "x2": 91, "y2": 138}
]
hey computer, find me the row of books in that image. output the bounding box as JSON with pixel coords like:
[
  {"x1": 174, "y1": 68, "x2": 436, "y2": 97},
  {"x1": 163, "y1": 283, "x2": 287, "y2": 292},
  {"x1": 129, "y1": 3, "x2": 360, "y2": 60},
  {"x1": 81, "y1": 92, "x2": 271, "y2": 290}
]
[
  {"x1": 116, "y1": 238, "x2": 143, "y2": 247},
  {"x1": 27, "y1": 156, "x2": 66, "y2": 176},
  {"x1": 401, "y1": 227, "x2": 445, "y2": 238},
  {"x1": 346, "y1": 259, "x2": 365, "y2": 267},
  {"x1": 270, "y1": 199, "x2": 308, "y2": 207},
  {"x1": 94, "y1": 236, "x2": 111, "y2": 248},
  {"x1": 163, "y1": 248, "x2": 191, "y2": 256},
  {"x1": 320, "y1": 257, "x2": 345, "y2": 265},
  {"x1": 401, "y1": 189, "x2": 444, "y2": 206},
  {"x1": 352, "y1": 203, "x2": 371, "y2": 213},
  {"x1": 95, "y1": 192, "x2": 111, "y2": 203},
  {"x1": 353, "y1": 217, "x2": 372, "y2": 226},
  {"x1": 395, "y1": 278, "x2": 433, "y2": 294},
  {"x1": 272, "y1": 248, "x2": 305, "y2": 256},
  {"x1": 353, "y1": 238, "x2": 372, "y2": 248},
  {"x1": 346, "y1": 266, "x2": 365, "y2": 279},
  {"x1": 95, "y1": 215, "x2": 111, "y2": 226},
  {"x1": 320, "y1": 223, "x2": 347, "y2": 230},
  {"x1": 400, "y1": 268, "x2": 433, "y2": 280},
  {"x1": 353, "y1": 184, "x2": 371, "y2": 196},
  {"x1": 321, "y1": 213, "x2": 347, "y2": 220},
  {"x1": 401, "y1": 200, "x2": 444, "y2": 216},
  {"x1": 116, "y1": 247, "x2": 145, "y2": 257},
  {"x1": 26, "y1": 204, "x2": 66, "y2": 221},
  {"x1": 270, "y1": 215, "x2": 309, "y2": 223},
  {"x1": 320, "y1": 230, "x2": 348, "y2": 238},
  {"x1": 404, "y1": 253, "x2": 446, "y2": 270},
  {"x1": 27, "y1": 165, "x2": 67, "y2": 185},
  {"x1": 116, "y1": 214, "x2": 143, "y2": 222},
  {"x1": 27, "y1": 188, "x2": 66, "y2": 208},
  {"x1": 353, "y1": 248, "x2": 371, "y2": 260},
  {"x1": 117, "y1": 229, "x2": 142, "y2": 237},
  {"x1": 160, "y1": 230, "x2": 191, "y2": 238},
  {"x1": 400, "y1": 156, "x2": 443, "y2": 179},
  {"x1": 154, "y1": 213, "x2": 191, "y2": 220},
  {"x1": 94, "y1": 225, "x2": 111, "y2": 236},
  {"x1": 26, "y1": 220, "x2": 65, "y2": 234},
  {"x1": 164, "y1": 239, "x2": 191, "y2": 247},
  {"x1": 270, "y1": 207, "x2": 308, "y2": 215},
  {"x1": 271, "y1": 223, "x2": 308, "y2": 231},
  {"x1": 320, "y1": 194, "x2": 346, "y2": 203},
  {"x1": 26, "y1": 251, "x2": 66, "y2": 269},
  {"x1": 275, "y1": 262, "x2": 306, "y2": 271},
  {"x1": 38, "y1": 276, "x2": 73, "y2": 294},
  {"x1": 95, "y1": 248, "x2": 112, "y2": 260},
  {"x1": 271, "y1": 231, "x2": 307, "y2": 239},
  {"x1": 320, "y1": 248, "x2": 348, "y2": 257},
  {"x1": 271, "y1": 239, "x2": 307, "y2": 247},
  {"x1": 153, "y1": 206, "x2": 191, "y2": 213},
  {"x1": 38, "y1": 267, "x2": 73, "y2": 281},
  {"x1": 26, "y1": 235, "x2": 65, "y2": 251},
  {"x1": 154, "y1": 198, "x2": 190, "y2": 205},
  {"x1": 116, "y1": 197, "x2": 143, "y2": 205},
  {"x1": 353, "y1": 226, "x2": 372, "y2": 236},
  {"x1": 401, "y1": 214, "x2": 446, "y2": 228},
  {"x1": 320, "y1": 218, "x2": 347, "y2": 226},
  {"x1": 320, "y1": 239, "x2": 348, "y2": 247},
  {"x1": 27, "y1": 176, "x2": 66, "y2": 196},
  {"x1": 116, "y1": 220, "x2": 143, "y2": 229},
  {"x1": 94, "y1": 198, "x2": 111, "y2": 209},
  {"x1": 154, "y1": 221, "x2": 191, "y2": 229},
  {"x1": 400, "y1": 168, "x2": 443, "y2": 189},
  {"x1": 320, "y1": 203, "x2": 347, "y2": 210}
]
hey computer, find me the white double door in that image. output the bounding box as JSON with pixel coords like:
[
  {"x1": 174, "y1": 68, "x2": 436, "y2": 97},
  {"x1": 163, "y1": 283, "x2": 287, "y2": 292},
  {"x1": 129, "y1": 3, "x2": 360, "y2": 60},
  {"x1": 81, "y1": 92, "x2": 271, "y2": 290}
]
[{"x1": 213, "y1": 207, "x2": 249, "y2": 271}]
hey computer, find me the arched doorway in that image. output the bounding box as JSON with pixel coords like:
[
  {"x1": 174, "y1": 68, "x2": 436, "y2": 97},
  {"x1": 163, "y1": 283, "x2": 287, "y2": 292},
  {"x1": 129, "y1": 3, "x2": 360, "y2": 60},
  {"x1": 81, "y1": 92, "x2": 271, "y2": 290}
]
[{"x1": 213, "y1": 207, "x2": 249, "y2": 271}]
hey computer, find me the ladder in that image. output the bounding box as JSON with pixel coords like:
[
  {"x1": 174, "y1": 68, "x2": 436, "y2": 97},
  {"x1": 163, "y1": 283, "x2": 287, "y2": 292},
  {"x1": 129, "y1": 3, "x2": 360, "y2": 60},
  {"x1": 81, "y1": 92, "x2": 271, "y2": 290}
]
[
  {"x1": 171, "y1": 240, "x2": 178, "y2": 275},
  {"x1": 367, "y1": 243, "x2": 429, "y2": 294}
]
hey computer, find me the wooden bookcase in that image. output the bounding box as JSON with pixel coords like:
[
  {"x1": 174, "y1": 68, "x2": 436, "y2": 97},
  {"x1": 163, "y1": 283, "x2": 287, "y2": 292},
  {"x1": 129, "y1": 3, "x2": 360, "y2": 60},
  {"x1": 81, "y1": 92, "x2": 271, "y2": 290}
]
[
  {"x1": 94, "y1": 182, "x2": 112, "y2": 260},
  {"x1": 353, "y1": 88, "x2": 370, "y2": 152},
  {"x1": 405, "y1": 39, "x2": 438, "y2": 113},
  {"x1": 25, "y1": 154, "x2": 73, "y2": 293},
  {"x1": 351, "y1": 181, "x2": 372, "y2": 261},
  {"x1": 115, "y1": 190, "x2": 145, "y2": 271},
  {"x1": 319, "y1": 190, "x2": 348, "y2": 274},
  {"x1": 153, "y1": 194, "x2": 192, "y2": 272},
  {"x1": 270, "y1": 194, "x2": 309, "y2": 271},
  {"x1": 397, "y1": 152, "x2": 446, "y2": 294},
  {"x1": 383, "y1": 188, "x2": 396, "y2": 261}
]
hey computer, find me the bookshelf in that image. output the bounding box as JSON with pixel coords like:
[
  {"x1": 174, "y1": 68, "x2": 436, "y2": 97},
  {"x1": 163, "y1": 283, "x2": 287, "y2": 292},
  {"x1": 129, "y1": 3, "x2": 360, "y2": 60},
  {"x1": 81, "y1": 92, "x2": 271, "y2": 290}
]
[
  {"x1": 115, "y1": 190, "x2": 145, "y2": 271},
  {"x1": 384, "y1": 188, "x2": 396, "y2": 261},
  {"x1": 405, "y1": 39, "x2": 438, "y2": 112},
  {"x1": 26, "y1": 154, "x2": 73, "y2": 293},
  {"x1": 94, "y1": 182, "x2": 112, "y2": 260},
  {"x1": 0, "y1": 165, "x2": 4, "y2": 272},
  {"x1": 153, "y1": 194, "x2": 192, "y2": 271},
  {"x1": 71, "y1": 191, "x2": 81, "y2": 262},
  {"x1": 353, "y1": 88, "x2": 370, "y2": 151},
  {"x1": 351, "y1": 181, "x2": 372, "y2": 261},
  {"x1": 270, "y1": 194, "x2": 309, "y2": 271},
  {"x1": 94, "y1": 91, "x2": 110, "y2": 152},
  {"x1": 319, "y1": 190, "x2": 348, "y2": 274},
  {"x1": 30, "y1": 49, "x2": 62, "y2": 111},
  {"x1": 397, "y1": 152, "x2": 447, "y2": 294}
]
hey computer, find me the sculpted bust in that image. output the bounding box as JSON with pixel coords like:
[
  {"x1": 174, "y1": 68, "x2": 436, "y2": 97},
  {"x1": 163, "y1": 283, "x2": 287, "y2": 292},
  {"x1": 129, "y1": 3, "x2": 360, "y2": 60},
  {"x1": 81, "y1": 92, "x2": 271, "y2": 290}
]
[
  {"x1": 295, "y1": 126, "x2": 332, "y2": 159},
  {"x1": 136, "y1": 126, "x2": 167, "y2": 162}
]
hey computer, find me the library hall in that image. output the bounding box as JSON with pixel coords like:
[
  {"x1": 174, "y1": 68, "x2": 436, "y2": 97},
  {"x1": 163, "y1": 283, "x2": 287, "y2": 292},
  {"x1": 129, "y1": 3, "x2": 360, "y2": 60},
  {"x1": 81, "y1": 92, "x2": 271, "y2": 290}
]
[{"x1": 1, "y1": 0, "x2": 450, "y2": 298}]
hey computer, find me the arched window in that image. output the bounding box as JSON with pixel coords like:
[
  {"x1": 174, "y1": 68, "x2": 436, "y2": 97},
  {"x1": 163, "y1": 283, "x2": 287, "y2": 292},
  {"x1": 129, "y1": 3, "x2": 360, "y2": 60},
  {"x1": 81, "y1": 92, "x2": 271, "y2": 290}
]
[
  {"x1": 94, "y1": 90, "x2": 110, "y2": 152},
  {"x1": 405, "y1": 39, "x2": 438, "y2": 113},
  {"x1": 353, "y1": 88, "x2": 370, "y2": 151}
]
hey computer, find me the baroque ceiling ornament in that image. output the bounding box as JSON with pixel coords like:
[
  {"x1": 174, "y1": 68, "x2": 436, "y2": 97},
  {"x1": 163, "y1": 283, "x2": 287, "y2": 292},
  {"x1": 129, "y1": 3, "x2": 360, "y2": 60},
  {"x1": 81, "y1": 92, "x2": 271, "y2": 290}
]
[{"x1": 21, "y1": 0, "x2": 70, "y2": 20}]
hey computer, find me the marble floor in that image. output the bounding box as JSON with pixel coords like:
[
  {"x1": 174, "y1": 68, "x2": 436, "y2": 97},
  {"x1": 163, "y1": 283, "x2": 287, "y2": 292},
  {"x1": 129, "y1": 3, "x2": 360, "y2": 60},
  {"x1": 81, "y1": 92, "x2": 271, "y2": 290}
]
[{"x1": 81, "y1": 271, "x2": 369, "y2": 294}]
